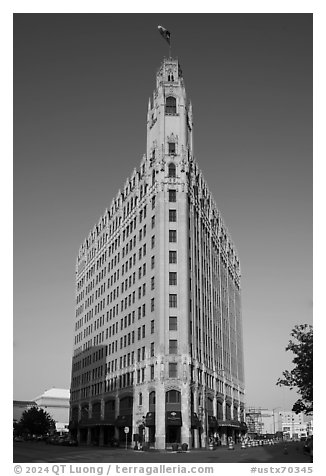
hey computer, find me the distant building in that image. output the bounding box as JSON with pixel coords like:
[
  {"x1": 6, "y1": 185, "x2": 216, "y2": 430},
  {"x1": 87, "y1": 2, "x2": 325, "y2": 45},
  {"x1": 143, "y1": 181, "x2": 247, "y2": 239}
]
[
  {"x1": 279, "y1": 411, "x2": 313, "y2": 439},
  {"x1": 13, "y1": 388, "x2": 70, "y2": 432},
  {"x1": 34, "y1": 388, "x2": 70, "y2": 431},
  {"x1": 245, "y1": 407, "x2": 266, "y2": 435},
  {"x1": 246, "y1": 407, "x2": 313, "y2": 439}
]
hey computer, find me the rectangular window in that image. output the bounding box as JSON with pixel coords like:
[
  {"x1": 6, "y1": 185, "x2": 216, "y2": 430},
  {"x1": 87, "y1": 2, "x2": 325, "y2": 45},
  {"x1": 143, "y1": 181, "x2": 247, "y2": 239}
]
[
  {"x1": 151, "y1": 276, "x2": 155, "y2": 290},
  {"x1": 151, "y1": 215, "x2": 155, "y2": 228},
  {"x1": 169, "y1": 272, "x2": 177, "y2": 286},
  {"x1": 142, "y1": 346, "x2": 145, "y2": 360},
  {"x1": 142, "y1": 283, "x2": 146, "y2": 296},
  {"x1": 151, "y1": 297, "x2": 155, "y2": 311},
  {"x1": 142, "y1": 324, "x2": 145, "y2": 338},
  {"x1": 169, "y1": 230, "x2": 177, "y2": 242},
  {"x1": 137, "y1": 348, "x2": 141, "y2": 362},
  {"x1": 169, "y1": 339, "x2": 178, "y2": 354},
  {"x1": 150, "y1": 364, "x2": 154, "y2": 380},
  {"x1": 169, "y1": 294, "x2": 177, "y2": 308},
  {"x1": 152, "y1": 196, "x2": 156, "y2": 209},
  {"x1": 169, "y1": 209, "x2": 176, "y2": 222},
  {"x1": 151, "y1": 235, "x2": 155, "y2": 248},
  {"x1": 150, "y1": 342, "x2": 155, "y2": 357},
  {"x1": 138, "y1": 327, "x2": 141, "y2": 340},
  {"x1": 169, "y1": 363, "x2": 177, "y2": 378},
  {"x1": 151, "y1": 256, "x2": 155, "y2": 269},
  {"x1": 168, "y1": 142, "x2": 176, "y2": 155},
  {"x1": 169, "y1": 251, "x2": 177, "y2": 264},
  {"x1": 169, "y1": 189, "x2": 176, "y2": 202},
  {"x1": 151, "y1": 319, "x2": 155, "y2": 333},
  {"x1": 169, "y1": 316, "x2": 177, "y2": 331}
]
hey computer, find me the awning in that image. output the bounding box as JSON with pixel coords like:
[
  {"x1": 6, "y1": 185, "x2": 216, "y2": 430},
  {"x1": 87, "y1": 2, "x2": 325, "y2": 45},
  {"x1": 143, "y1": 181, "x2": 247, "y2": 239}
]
[
  {"x1": 217, "y1": 419, "x2": 241, "y2": 428},
  {"x1": 115, "y1": 414, "x2": 132, "y2": 427},
  {"x1": 145, "y1": 412, "x2": 155, "y2": 426},
  {"x1": 208, "y1": 415, "x2": 218, "y2": 429},
  {"x1": 166, "y1": 411, "x2": 182, "y2": 426},
  {"x1": 191, "y1": 412, "x2": 201, "y2": 429}
]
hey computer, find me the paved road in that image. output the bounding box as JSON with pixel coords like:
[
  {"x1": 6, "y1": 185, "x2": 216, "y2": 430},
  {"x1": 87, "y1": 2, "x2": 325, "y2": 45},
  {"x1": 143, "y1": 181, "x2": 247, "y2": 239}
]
[{"x1": 13, "y1": 441, "x2": 312, "y2": 464}]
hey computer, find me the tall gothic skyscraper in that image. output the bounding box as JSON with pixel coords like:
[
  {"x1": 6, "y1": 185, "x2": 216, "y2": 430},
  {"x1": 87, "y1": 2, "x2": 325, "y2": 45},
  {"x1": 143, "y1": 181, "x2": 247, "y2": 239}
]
[{"x1": 70, "y1": 57, "x2": 245, "y2": 449}]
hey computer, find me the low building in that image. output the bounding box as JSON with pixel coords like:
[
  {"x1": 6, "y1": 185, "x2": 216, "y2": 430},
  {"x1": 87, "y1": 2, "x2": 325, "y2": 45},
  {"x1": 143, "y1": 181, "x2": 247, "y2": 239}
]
[
  {"x1": 246, "y1": 407, "x2": 313, "y2": 440},
  {"x1": 279, "y1": 411, "x2": 313, "y2": 440},
  {"x1": 34, "y1": 388, "x2": 70, "y2": 432}
]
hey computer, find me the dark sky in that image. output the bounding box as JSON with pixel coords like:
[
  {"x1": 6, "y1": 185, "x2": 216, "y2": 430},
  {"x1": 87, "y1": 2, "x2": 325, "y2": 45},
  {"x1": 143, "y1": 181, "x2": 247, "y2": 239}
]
[{"x1": 13, "y1": 13, "x2": 312, "y2": 409}]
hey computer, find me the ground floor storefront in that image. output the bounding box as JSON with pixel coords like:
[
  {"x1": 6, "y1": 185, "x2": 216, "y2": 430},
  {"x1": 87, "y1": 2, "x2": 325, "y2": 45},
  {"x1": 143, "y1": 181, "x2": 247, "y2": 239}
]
[
  {"x1": 70, "y1": 389, "x2": 246, "y2": 450},
  {"x1": 70, "y1": 417, "x2": 246, "y2": 450}
]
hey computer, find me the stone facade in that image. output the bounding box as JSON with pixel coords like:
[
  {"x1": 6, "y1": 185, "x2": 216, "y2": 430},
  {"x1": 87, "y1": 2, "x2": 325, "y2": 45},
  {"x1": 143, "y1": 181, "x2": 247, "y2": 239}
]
[{"x1": 70, "y1": 58, "x2": 245, "y2": 449}]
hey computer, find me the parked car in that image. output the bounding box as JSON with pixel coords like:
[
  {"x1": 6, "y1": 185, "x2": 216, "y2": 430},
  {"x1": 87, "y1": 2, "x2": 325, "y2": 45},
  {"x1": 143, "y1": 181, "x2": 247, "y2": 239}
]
[
  {"x1": 13, "y1": 436, "x2": 24, "y2": 442},
  {"x1": 46, "y1": 435, "x2": 61, "y2": 445},
  {"x1": 62, "y1": 437, "x2": 78, "y2": 446}
]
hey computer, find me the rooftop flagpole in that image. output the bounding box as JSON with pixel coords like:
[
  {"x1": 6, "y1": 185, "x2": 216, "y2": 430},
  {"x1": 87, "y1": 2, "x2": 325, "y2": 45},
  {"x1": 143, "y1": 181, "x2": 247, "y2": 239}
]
[{"x1": 158, "y1": 25, "x2": 171, "y2": 58}]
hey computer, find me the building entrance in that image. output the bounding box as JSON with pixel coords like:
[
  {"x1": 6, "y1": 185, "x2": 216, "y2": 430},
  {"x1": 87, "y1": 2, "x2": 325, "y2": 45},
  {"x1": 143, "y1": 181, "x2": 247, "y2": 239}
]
[{"x1": 166, "y1": 426, "x2": 181, "y2": 444}]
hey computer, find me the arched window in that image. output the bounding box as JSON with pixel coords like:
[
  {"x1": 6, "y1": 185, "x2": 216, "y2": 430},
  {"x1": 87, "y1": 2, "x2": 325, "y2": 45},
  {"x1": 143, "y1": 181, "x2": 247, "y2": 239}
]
[
  {"x1": 149, "y1": 391, "x2": 156, "y2": 406},
  {"x1": 165, "y1": 96, "x2": 176, "y2": 114},
  {"x1": 166, "y1": 390, "x2": 181, "y2": 403},
  {"x1": 168, "y1": 163, "x2": 176, "y2": 178},
  {"x1": 120, "y1": 396, "x2": 133, "y2": 410},
  {"x1": 71, "y1": 406, "x2": 79, "y2": 422}
]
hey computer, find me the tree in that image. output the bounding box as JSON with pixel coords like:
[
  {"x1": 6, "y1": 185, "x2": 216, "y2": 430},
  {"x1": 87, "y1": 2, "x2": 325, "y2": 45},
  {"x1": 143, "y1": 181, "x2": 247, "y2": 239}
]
[
  {"x1": 276, "y1": 324, "x2": 313, "y2": 414},
  {"x1": 18, "y1": 406, "x2": 56, "y2": 436}
]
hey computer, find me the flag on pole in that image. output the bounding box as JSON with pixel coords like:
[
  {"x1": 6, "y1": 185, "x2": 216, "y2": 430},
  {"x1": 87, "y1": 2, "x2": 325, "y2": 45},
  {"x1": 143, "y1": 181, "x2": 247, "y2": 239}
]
[{"x1": 158, "y1": 25, "x2": 171, "y2": 45}]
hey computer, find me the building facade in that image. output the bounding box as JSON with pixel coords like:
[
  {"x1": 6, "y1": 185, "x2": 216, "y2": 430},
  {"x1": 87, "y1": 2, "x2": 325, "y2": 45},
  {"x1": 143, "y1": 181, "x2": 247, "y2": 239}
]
[
  {"x1": 70, "y1": 58, "x2": 245, "y2": 449},
  {"x1": 34, "y1": 388, "x2": 70, "y2": 432},
  {"x1": 246, "y1": 408, "x2": 283, "y2": 437},
  {"x1": 279, "y1": 411, "x2": 313, "y2": 440},
  {"x1": 245, "y1": 408, "x2": 313, "y2": 440}
]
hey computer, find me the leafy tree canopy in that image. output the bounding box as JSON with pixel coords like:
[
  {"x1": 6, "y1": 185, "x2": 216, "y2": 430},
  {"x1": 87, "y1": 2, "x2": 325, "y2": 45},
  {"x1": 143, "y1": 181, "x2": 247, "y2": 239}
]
[
  {"x1": 277, "y1": 324, "x2": 313, "y2": 414},
  {"x1": 18, "y1": 406, "x2": 56, "y2": 436}
]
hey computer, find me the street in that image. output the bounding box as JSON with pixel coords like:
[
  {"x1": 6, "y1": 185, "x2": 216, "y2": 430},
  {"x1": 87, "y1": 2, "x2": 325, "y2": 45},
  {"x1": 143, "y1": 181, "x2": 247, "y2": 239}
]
[{"x1": 13, "y1": 441, "x2": 312, "y2": 464}]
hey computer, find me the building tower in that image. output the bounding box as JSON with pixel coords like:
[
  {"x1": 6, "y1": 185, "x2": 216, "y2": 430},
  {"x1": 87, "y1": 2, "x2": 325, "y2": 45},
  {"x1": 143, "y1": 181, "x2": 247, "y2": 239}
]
[{"x1": 70, "y1": 58, "x2": 245, "y2": 449}]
